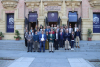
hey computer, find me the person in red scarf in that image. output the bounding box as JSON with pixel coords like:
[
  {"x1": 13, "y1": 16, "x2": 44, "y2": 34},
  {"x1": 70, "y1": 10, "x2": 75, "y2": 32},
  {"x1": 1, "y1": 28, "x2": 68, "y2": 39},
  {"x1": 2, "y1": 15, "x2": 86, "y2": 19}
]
[{"x1": 49, "y1": 28, "x2": 55, "y2": 34}]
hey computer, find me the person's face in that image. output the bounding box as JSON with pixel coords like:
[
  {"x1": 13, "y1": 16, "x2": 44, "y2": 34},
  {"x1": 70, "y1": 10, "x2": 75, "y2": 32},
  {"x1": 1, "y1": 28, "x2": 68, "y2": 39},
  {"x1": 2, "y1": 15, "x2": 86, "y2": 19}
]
[
  {"x1": 51, "y1": 24, "x2": 53, "y2": 27},
  {"x1": 35, "y1": 32, "x2": 37, "y2": 34},
  {"x1": 75, "y1": 24, "x2": 77, "y2": 27},
  {"x1": 72, "y1": 32, "x2": 74, "y2": 34},
  {"x1": 66, "y1": 30, "x2": 68, "y2": 33},
  {"x1": 77, "y1": 29, "x2": 79, "y2": 31},
  {"x1": 32, "y1": 30, "x2": 34, "y2": 32},
  {"x1": 56, "y1": 31, "x2": 58, "y2": 33},
  {"x1": 70, "y1": 26, "x2": 71, "y2": 28},
  {"x1": 29, "y1": 32, "x2": 31, "y2": 34},
  {"x1": 42, "y1": 31, "x2": 44, "y2": 34},
  {"x1": 46, "y1": 32, "x2": 48, "y2": 34},
  {"x1": 31, "y1": 27, "x2": 32, "y2": 29}
]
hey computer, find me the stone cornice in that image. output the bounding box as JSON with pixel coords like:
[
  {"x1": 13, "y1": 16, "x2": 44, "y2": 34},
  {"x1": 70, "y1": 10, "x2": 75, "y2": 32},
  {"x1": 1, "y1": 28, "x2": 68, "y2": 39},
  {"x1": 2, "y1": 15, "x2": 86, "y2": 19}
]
[
  {"x1": 1, "y1": 0, "x2": 18, "y2": 9},
  {"x1": 88, "y1": 0, "x2": 100, "y2": 7}
]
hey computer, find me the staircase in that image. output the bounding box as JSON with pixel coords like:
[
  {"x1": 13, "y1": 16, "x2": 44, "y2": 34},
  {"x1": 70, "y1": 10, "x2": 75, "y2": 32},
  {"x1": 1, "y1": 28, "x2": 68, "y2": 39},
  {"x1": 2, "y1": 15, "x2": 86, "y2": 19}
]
[{"x1": 0, "y1": 40, "x2": 100, "y2": 52}]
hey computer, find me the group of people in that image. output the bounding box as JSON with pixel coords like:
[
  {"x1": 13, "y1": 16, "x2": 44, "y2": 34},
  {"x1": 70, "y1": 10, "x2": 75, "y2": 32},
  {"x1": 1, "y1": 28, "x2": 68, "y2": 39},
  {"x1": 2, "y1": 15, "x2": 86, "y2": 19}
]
[{"x1": 24, "y1": 24, "x2": 81, "y2": 52}]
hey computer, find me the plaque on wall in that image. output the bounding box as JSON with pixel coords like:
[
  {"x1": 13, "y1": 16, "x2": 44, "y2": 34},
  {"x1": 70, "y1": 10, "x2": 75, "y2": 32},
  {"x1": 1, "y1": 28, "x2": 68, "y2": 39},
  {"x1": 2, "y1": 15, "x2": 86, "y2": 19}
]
[{"x1": 16, "y1": 25, "x2": 22, "y2": 29}]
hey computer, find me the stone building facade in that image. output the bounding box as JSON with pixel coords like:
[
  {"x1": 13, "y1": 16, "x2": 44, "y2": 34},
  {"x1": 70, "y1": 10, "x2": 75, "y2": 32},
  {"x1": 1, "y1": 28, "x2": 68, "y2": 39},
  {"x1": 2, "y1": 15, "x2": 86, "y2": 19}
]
[{"x1": 0, "y1": 0, "x2": 100, "y2": 40}]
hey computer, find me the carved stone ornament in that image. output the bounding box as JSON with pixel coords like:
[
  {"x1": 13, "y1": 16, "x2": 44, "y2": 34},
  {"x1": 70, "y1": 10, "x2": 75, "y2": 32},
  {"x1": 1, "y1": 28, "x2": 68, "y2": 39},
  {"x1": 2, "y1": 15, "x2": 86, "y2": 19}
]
[
  {"x1": 1, "y1": 0, "x2": 18, "y2": 9},
  {"x1": 88, "y1": 0, "x2": 100, "y2": 7}
]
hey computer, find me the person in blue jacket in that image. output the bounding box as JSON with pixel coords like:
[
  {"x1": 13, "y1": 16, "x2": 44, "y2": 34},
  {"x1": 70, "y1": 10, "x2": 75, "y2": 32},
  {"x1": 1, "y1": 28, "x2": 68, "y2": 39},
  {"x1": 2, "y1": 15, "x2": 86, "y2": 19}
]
[{"x1": 39, "y1": 31, "x2": 47, "y2": 52}]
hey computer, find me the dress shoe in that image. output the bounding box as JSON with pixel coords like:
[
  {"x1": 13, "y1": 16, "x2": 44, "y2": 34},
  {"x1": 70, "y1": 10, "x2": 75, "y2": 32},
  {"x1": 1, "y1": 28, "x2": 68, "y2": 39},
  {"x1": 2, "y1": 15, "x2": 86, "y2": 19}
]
[
  {"x1": 49, "y1": 51, "x2": 51, "y2": 53},
  {"x1": 43, "y1": 51, "x2": 45, "y2": 52},
  {"x1": 27, "y1": 51, "x2": 29, "y2": 52},
  {"x1": 52, "y1": 51, "x2": 54, "y2": 53},
  {"x1": 65, "y1": 49, "x2": 66, "y2": 50},
  {"x1": 34, "y1": 51, "x2": 35, "y2": 52},
  {"x1": 78, "y1": 46, "x2": 80, "y2": 48}
]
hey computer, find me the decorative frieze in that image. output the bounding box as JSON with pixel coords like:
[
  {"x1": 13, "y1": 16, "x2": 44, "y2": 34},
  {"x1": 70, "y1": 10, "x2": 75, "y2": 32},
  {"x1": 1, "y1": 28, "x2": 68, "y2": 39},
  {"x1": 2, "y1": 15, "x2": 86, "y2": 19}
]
[
  {"x1": 1, "y1": 0, "x2": 18, "y2": 9},
  {"x1": 88, "y1": 0, "x2": 100, "y2": 7}
]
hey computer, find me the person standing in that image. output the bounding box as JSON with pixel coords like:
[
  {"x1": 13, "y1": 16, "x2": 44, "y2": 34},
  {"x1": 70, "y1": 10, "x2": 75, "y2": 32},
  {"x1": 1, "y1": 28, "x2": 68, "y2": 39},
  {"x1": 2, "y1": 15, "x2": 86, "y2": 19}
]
[
  {"x1": 40, "y1": 25, "x2": 43, "y2": 32},
  {"x1": 39, "y1": 31, "x2": 47, "y2": 52},
  {"x1": 48, "y1": 31, "x2": 55, "y2": 52},
  {"x1": 68, "y1": 25, "x2": 73, "y2": 34},
  {"x1": 45, "y1": 26, "x2": 51, "y2": 33},
  {"x1": 51, "y1": 24, "x2": 54, "y2": 30},
  {"x1": 24, "y1": 30, "x2": 28, "y2": 47},
  {"x1": 27, "y1": 32, "x2": 33, "y2": 52},
  {"x1": 64, "y1": 30, "x2": 71, "y2": 50},
  {"x1": 30, "y1": 27, "x2": 33, "y2": 33},
  {"x1": 31, "y1": 30, "x2": 35, "y2": 49},
  {"x1": 75, "y1": 29, "x2": 80, "y2": 48},
  {"x1": 55, "y1": 30, "x2": 59, "y2": 50},
  {"x1": 45, "y1": 32, "x2": 49, "y2": 50},
  {"x1": 74, "y1": 24, "x2": 78, "y2": 32},
  {"x1": 70, "y1": 31, "x2": 75, "y2": 50},
  {"x1": 33, "y1": 31, "x2": 39, "y2": 52},
  {"x1": 59, "y1": 30, "x2": 64, "y2": 48}
]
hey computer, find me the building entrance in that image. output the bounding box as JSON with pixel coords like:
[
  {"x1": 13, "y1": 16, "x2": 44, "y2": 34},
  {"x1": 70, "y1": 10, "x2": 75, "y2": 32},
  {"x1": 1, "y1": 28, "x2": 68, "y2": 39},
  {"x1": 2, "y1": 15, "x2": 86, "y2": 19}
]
[
  {"x1": 49, "y1": 22, "x2": 57, "y2": 27},
  {"x1": 29, "y1": 22, "x2": 36, "y2": 30},
  {"x1": 69, "y1": 22, "x2": 77, "y2": 29}
]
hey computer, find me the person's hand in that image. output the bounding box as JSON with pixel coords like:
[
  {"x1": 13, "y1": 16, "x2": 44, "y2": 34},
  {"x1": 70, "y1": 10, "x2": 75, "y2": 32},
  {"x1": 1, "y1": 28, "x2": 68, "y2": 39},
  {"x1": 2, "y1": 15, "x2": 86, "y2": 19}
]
[
  {"x1": 50, "y1": 38, "x2": 52, "y2": 40},
  {"x1": 36, "y1": 41, "x2": 37, "y2": 42}
]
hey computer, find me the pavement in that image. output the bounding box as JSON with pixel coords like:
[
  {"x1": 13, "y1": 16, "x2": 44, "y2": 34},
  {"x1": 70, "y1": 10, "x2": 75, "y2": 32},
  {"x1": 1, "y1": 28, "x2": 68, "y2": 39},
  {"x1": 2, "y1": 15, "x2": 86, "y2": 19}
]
[{"x1": 0, "y1": 40, "x2": 100, "y2": 67}]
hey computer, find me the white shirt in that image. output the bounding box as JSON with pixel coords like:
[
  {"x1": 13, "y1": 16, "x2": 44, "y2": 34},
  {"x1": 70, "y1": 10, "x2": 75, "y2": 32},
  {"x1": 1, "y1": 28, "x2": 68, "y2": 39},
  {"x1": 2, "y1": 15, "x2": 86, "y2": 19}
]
[
  {"x1": 56, "y1": 33, "x2": 58, "y2": 39},
  {"x1": 75, "y1": 27, "x2": 78, "y2": 32},
  {"x1": 69, "y1": 28, "x2": 72, "y2": 33},
  {"x1": 42, "y1": 34, "x2": 44, "y2": 38}
]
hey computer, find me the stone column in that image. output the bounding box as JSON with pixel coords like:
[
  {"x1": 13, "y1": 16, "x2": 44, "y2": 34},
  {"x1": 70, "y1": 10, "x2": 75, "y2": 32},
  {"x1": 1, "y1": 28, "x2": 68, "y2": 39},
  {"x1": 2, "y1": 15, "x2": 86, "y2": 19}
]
[
  {"x1": 61, "y1": 0, "x2": 68, "y2": 26},
  {"x1": 38, "y1": 0, "x2": 44, "y2": 27}
]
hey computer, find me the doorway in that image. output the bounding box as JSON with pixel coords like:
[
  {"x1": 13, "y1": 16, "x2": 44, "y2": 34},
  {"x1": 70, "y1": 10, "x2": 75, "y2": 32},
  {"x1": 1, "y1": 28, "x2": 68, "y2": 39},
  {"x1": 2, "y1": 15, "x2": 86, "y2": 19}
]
[
  {"x1": 49, "y1": 22, "x2": 57, "y2": 27},
  {"x1": 69, "y1": 22, "x2": 77, "y2": 29},
  {"x1": 29, "y1": 22, "x2": 36, "y2": 30}
]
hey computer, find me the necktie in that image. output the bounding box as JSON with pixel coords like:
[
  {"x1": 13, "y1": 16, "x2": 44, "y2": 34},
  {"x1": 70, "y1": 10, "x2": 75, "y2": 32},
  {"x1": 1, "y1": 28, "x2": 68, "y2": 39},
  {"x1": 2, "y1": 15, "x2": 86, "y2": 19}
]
[{"x1": 61, "y1": 33, "x2": 62, "y2": 36}]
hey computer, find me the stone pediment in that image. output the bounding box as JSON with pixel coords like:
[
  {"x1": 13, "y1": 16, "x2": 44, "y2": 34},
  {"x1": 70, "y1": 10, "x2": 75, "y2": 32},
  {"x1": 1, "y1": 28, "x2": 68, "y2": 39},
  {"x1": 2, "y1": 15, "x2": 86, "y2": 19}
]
[
  {"x1": 1, "y1": 0, "x2": 18, "y2": 9},
  {"x1": 88, "y1": 0, "x2": 100, "y2": 7}
]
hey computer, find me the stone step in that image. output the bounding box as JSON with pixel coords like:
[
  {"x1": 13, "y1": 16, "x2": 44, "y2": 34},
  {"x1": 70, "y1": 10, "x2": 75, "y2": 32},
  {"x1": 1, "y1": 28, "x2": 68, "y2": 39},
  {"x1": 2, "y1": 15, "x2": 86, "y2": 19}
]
[{"x1": 0, "y1": 40, "x2": 100, "y2": 52}]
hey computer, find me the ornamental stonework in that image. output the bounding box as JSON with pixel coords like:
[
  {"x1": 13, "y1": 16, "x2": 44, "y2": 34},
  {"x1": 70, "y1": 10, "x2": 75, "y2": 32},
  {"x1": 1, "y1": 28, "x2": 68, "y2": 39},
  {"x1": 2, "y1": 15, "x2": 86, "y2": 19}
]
[
  {"x1": 88, "y1": 0, "x2": 100, "y2": 7},
  {"x1": 1, "y1": 0, "x2": 18, "y2": 9}
]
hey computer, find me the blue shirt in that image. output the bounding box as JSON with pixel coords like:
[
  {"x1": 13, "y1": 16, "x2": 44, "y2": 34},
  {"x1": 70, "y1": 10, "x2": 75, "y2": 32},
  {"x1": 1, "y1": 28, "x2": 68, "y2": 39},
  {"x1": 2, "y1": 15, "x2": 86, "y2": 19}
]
[{"x1": 33, "y1": 35, "x2": 39, "y2": 41}]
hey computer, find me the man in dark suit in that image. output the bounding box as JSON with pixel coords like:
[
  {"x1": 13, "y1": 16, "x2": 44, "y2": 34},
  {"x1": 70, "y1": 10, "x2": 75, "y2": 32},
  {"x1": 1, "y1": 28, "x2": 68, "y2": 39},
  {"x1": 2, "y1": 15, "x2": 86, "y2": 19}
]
[
  {"x1": 33, "y1": 31, "x2": 39, "y2": 52},
  {"x1": 27, "y1": 31, "x2": 33, "y2": 52},
  {"x1": 24, "y1": 30, "x2": 28, "y2": 47},
  {"x1": 39, "y1": 31, "x2": 47, "y2": 52},
  {"x1": 48, "y1": 31, "x2": 55, "y2": 52},
  {"x1": 55, "y1": 30, "x2": 59, "y2": 50},
  {"x1": 59, "y1": 29, "x2": 64, "y2": 48},
  {"x1": 64, "y1": 30, "x2": 71, "y2": 50}
]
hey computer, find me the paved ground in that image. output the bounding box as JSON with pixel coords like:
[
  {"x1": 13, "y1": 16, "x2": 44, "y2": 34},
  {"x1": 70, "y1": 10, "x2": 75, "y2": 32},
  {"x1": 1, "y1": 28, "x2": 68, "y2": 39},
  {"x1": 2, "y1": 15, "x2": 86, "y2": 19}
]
[
  {"x1": 0, "y1": 50, "x2": 100, "y2": 67},
  {"x1": 0, "y1": 40, "x2": 100, "y2": 67}
]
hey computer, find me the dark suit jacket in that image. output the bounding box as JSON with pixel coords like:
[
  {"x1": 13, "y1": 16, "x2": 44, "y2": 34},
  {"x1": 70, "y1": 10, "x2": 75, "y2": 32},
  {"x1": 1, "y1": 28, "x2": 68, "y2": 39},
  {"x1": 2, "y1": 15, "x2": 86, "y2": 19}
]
[
  {"x1": 58, "y1": 32, "x2": 64, "y2": 40},
  {"x1": 48, "y1": 34, "x2": 55, "y2": 43},
  {"x1": 64, "y1": 33, "x2": 70, "y2": 41},
  {"x1": 54, "y1": 33, "x2": 59, "y2": 41},
  {"x1": 39, "y1": 34, "x2": 47, "y2": 43},
  {"x1": 75, "y1": 31, "x2": 80, "y2": 39}
]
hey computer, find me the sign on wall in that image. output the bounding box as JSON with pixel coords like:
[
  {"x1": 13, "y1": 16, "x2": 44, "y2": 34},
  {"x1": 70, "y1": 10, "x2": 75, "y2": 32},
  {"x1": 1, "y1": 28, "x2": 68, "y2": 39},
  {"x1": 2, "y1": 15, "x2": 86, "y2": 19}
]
[
  {"x1": 68, "y1": 12, "x2": 78, "y2": 22},
  {"x1": 48, "y1": 12, "x2": 58, "y2": 22},
  {"x1": 7, "y1": 14, "x2": 14, "y2": 33},
  {"x1": 45, "y1": 6, "x2": 61, "y2": 11},
  {"x1": 93, "y1": 13, "x2": 100, "y2": 33},
  {"x1": 28, "y1": 12, "x2": 38, "y2": 22}
]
